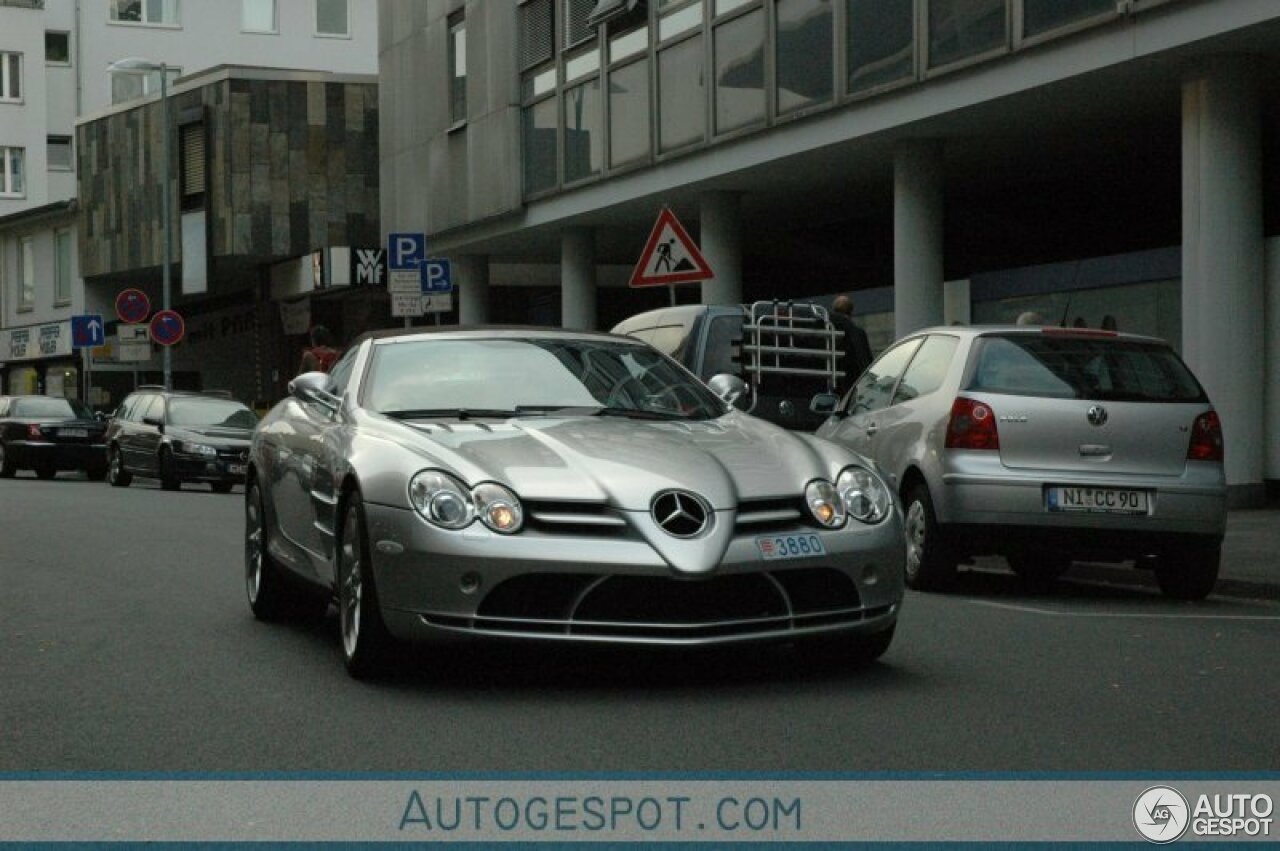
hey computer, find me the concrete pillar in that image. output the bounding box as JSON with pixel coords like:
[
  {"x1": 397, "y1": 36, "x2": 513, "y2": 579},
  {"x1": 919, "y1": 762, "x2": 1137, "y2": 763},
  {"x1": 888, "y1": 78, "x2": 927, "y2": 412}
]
[
  {"x1": 1266, "y1": 238, "x2": 1280, "y2": 484},
  {"x1": 454, "y1": 254, "x2": 490, "y2": 325},
  {"x1": 1182, "y1": 58, "x2": 1264, "y2": 505},
  {"x1": 699, "y1": 191, "x2": 742, "y2": 305},
  {"x1": 561, "y1": 227, "x2": 597, "y2": 330},
  {"x1": 893, "y1": 139, "x2": 945, "y2": 338}
]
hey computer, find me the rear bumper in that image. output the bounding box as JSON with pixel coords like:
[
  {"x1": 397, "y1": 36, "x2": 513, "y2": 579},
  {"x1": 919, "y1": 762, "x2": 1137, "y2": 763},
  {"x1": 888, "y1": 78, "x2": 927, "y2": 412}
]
[{"x1": 7, "y1": 441, "x2": 106, "y2": 470}]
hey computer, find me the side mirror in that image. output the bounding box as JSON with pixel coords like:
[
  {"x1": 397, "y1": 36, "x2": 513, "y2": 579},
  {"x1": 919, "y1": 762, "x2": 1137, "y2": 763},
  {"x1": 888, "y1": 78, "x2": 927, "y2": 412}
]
[
  {"x1": 707, "y1": 373, "x2": 749, "y2": 407},
  {"x1": 810, "y1": 392, "x2": 841, "y2": 416},
  {"x1": 143, "y1": 415, "x2": 165, "y2": 433},
  {"x1": 95, "y1": 411, "x2": 107, "y2": 422},
  {"x1": 289, "y1": 371, "x2": 340, "y2": 411}
]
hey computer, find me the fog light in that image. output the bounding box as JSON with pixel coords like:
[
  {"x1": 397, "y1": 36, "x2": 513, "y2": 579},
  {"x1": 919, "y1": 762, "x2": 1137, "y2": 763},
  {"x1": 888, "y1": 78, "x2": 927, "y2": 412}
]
[
  {"x1": 459, "y1": 572, "x2": 482, "y2": 595},
  {"x1": 861, "y1": 564, "x2": 880, "y2": 586}
]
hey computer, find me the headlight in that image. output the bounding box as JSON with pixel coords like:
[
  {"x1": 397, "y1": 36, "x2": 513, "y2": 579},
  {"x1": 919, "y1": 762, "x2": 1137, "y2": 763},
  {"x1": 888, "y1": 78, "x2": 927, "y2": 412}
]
[
  {"x1": 836, "y1": 466, "x2": 891, "y2": 524},
  {"x1": 408, "y1": 471, "x2": 524, "y2": 533},
  {"x1": 473, "y1": 482, "x2": 523, "y2": 534},
  {"x1": 805, "y1": 479, "x2": 847, "y2": 529},
  {"x1": 175, "y1": 441, "x2": 217, "y2": 457},
  {"x1": 409, "y1": 471, "x2": 473, "y2": 530}
]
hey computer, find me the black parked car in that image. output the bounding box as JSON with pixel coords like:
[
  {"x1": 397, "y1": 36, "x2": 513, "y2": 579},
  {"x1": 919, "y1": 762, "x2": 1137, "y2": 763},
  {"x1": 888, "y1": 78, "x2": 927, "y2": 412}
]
[
  {"x1": 104, "y1": 388, "x2": 257, "y2": 492},
  {"x1": 0, "y1": 395, "x2": 108, "y2": 480}
]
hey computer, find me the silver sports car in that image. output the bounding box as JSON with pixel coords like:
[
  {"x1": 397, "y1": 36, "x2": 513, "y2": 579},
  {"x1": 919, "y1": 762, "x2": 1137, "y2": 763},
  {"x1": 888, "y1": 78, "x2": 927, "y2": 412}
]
[{"x1": 245, "y1": 327, "x2": 905, "y2": 677}]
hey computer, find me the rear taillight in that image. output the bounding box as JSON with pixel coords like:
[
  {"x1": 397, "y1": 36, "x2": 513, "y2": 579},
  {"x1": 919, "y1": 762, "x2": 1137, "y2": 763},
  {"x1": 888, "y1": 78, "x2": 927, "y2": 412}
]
[
  {"x1": 1187, "y1": 411, "x2": 1224, "y2": 462},
  {"x1": 945, "y1": 397, "x2": 1000, "y2": 450},
  {"x1": 27, "y1": 424, "x2": 42, "y2": 439}
]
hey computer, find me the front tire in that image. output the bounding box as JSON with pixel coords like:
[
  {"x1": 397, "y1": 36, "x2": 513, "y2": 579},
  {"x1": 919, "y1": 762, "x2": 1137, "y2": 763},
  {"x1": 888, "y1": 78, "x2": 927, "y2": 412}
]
[
  {"x1": 0, "y1": 442, "x2": 15, "y2": 478},
  {"x1": 246, "y1": 478, "x2": 289, "y2": 620},
  {"x1": 159, "y1": 448, "x2": 181, "y2": 491},
  {"x1": 107, "y1": 446, "x2": 132, "y2": 487},
  {"x1": 211, "y1": 481, "x2": 234, "y2": 494},
  {"x1": 902, "y1": 484, "x2": 956, "y2": 591},
  {"x1": 1155, "y1": 541, "x2": 1220, "y2": 600},
  {"x1": 338, "y1": 491, "x2": 396, "y2": 679}
]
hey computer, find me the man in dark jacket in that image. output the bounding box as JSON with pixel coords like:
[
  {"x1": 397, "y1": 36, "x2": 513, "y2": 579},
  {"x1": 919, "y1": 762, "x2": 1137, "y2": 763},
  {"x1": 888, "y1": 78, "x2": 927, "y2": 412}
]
[{"x1": 830, "y1": 295, "x2": 873, "y2": 395}]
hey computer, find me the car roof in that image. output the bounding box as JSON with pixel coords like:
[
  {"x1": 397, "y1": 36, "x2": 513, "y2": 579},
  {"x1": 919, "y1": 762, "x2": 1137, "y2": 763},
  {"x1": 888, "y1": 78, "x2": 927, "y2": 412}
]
[
  {"x1": 910, "y1": 324, "x2": 1168, "y2": 346},
  {"x1": 351, "y1": 324, "x2": 650, "y2": 348}
]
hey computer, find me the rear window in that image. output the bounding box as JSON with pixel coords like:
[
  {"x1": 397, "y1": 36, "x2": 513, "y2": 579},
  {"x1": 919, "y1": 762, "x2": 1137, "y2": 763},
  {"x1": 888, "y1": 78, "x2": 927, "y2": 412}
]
[
  {"x1": 965, "y1": 334, "x2": 1206, "y2": 402},
  {"x1": 12, "y1": 397, "x2": 91, "y2": 419}
]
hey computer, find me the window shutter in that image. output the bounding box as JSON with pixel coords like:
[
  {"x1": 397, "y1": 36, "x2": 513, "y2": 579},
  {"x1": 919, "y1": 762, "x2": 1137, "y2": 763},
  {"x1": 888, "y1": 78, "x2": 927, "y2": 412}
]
[
  {"x1": 519, "y1": 0, "x2": 554, "y2": 69},
  {"x1": 180, "y1": 122, "x2": 206, "y2": 208},
  {"x1": 563, "y1": 0, "x2": 595, "y2": 47}
]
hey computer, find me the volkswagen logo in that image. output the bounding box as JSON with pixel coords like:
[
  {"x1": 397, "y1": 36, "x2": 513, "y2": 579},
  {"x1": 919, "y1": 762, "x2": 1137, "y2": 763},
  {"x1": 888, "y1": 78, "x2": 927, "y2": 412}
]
[
  {"x1": 239, "y1": 450, "x2": 250, "y2": 462},
  {"x1": 651, "y1": 490, "x2": 711, "y2": 538},
  {"x1": 1087, "y1": 405, "x2": 1108, "y2": 427}
]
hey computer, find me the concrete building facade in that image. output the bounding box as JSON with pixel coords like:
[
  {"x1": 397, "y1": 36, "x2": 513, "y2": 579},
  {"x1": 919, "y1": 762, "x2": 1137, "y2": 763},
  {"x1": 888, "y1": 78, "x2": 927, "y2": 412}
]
[{"x1": 379, "y1": 0, "x2": 1280, "y2": 505}]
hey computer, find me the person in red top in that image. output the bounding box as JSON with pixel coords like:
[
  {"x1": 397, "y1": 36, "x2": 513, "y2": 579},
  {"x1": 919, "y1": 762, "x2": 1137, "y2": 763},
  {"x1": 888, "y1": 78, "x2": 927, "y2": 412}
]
[{"x1": 299, "y1": 325, "x2": 339, "y2": 374}]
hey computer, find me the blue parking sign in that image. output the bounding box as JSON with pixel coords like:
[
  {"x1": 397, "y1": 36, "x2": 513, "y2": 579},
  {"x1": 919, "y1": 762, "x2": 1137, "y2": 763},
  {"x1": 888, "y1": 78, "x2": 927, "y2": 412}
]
[
  {"x1": 387, "y1": 232, "x2": 427, "y2": 270},
  {"x1": 420, "y1": 259, "x2": 453, "y2": 294}
]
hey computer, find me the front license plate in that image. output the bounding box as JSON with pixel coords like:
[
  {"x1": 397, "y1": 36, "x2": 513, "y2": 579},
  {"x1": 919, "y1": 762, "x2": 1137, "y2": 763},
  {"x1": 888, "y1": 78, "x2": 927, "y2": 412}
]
[
  {"x1": 228, "y1": 463, "x2": 246, "y2": 475},
  {"x1": 756, "y1": 533, "x2": 826, "y2": 561},
  {"x1": 1047, "y1": 486, "x2": 1149, "y2": 514},
  {"x1": 60, "y1": 428, "x2": 87, "y2": 438}
]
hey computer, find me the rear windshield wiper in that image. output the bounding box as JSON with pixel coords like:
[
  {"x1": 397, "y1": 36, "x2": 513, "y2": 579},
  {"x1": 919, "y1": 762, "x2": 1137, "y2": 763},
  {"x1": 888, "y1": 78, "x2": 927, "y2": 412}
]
[{"x1": 381, "y1": 408, "x2": 522, "y2": 421}]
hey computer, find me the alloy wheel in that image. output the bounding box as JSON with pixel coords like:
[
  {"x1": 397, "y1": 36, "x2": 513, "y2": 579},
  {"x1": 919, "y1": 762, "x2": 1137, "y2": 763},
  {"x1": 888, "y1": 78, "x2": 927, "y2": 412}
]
[
  {"x1": 340, "y1": 509, "x2": 364, "y2": 659},
  {"x1": 905, "y1": 500, "x2": 927, "y2": 580},
  {"x1": 245, "y1": 486, "x2": 264, "y2": 604}
]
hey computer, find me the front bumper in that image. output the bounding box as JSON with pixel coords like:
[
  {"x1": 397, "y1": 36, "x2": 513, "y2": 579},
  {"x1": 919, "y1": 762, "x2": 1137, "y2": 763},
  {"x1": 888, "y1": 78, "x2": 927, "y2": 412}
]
[
  {"x1": 168, "y1": 452, "x2": 249, "y2": 483},
  {"x1": 364, "y1": 502, "x2": 906, "y2": 646},
  {"x1": 7, "y1": 441, "x2": 106, "y2": 470}
]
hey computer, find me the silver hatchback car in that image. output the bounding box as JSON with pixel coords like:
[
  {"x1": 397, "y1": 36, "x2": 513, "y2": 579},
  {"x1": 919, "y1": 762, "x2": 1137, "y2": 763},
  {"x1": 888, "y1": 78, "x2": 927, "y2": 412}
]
[{"x1": 816, "y1": 325, "x2": 1226, "y2": 599}]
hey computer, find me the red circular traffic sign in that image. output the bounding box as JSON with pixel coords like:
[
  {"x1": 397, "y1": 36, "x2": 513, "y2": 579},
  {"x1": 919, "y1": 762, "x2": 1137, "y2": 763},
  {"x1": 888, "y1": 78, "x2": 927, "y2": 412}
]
[
  {"x1": 149, "y1": 309, "x2": 186, "y2": 347},
  {"x1": 115, "y1": 288, "x2": 151, "y2": 324}
]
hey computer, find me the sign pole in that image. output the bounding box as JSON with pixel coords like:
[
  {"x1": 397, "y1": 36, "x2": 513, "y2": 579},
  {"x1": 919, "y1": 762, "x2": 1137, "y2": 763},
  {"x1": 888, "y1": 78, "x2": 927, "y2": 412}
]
[{"x1": 669, "y1": 284, "x2": 676, "y2": 307}]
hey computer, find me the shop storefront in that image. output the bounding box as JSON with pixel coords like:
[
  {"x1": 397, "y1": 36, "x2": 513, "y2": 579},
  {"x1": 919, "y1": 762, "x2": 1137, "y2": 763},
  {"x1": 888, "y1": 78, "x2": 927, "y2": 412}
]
[{"x1": 0, "y1": 321, "x2": 79, "y2": 399}]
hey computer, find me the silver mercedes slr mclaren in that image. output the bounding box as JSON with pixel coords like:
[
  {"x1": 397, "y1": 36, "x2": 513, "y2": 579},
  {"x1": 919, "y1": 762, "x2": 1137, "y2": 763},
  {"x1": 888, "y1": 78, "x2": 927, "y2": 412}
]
[{"x1": 245, "y1": 327, "x2": 905, "y2": 678}]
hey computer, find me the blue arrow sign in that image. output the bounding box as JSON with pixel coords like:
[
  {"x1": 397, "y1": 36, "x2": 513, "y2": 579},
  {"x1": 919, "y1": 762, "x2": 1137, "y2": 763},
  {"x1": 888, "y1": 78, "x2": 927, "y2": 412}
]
[
  {"x1": 71, "y1": 314, "x2": 105, "y2": 349},
  {"x1": 420, "y1": 258, "x2": 453, "y2": 294}
]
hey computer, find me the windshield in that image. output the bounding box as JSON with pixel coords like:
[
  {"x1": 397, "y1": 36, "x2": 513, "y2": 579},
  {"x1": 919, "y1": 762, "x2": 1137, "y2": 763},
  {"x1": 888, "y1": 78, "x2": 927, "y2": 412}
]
[
  {"x1": 168, "y1": 398, "x2": 258, "y2": 429},
  {"x1": 12, "y1": 397, "x2": 93, "y2": 419},
  {"x1": 965, "y1": 334, "x2": 1207, "y2": 402},
  {"x1": 363, "y1": 337, "x2": 727, "y2": 420}
]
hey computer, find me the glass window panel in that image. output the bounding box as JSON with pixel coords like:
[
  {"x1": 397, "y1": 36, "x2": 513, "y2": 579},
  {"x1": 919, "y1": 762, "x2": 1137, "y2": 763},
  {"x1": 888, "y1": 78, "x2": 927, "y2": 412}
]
[
  {"x1": 849, "y1": 338, "x2": 922, "y2": 414},
  {"x1": 564, "y1": 46, "x2": 600, "y2": 82},
  {"x1": 55, "y1": 230, "x2": 72, "y2": 304},
  {"x1": 45, "y1": 32, "x2": 71, "y2": 64},
  {"x1": 524, "y1": 65, "x2": 559, "y2": 99},
  {"x1": 609, "y1": 24, "x2": 649, "y2": 63},
  {"x1": 144, "y1": 0, "x2": 179, "y2": 24},
  {"x1": 847, "y1": 0, "x2": 913, "y2": 93},
  {"x1": 9, "y1": 147, "x2": 22, "y2": 195},
  {"x1": 928, "y1": 0, "x2": 1006, "y2": 68},
  {"x1": 776, "y1": 0, "x2": 832, "y2": 114},
  {"x1": 610, "y1": 59, "x2": 650, "y2": 167},
  {"x1": 449, "y1": 14, "x2": 467, "y2": 123},
  {"x1": 564, "y1": 79, "x2": 602, "y2": 182},
  {"x1": 111, "y1": 0, "x2": 143, "y2": 22},
  {"x1": 658, "y1": 35, "x2": 704, "y2": 152},
  {"x1": 523, "y1": 98, "x2": 558, "y2": 194},
  {"x1": 4, "y1": 53, "x2": 21, "y2": 99},
  {"x1": 659, "y1": 3, "x2": 703, "y2": 41},
  {"x1": 316, "y1": 0, "x2": 348, "y2": 35},
  {"x1": 21, "y1": 237, "x2": 35, "y2": 307},
  {"x1": 714, "y1": 10, "x2": 764, "y2": 134},
  {"x1": 893, "y1": 335, "x2": 959, "y2": 404},
  {"x1": 242, "y1": 0, "x2": 275, "y2": 31},
  {"x1": 112, "y1": 73, "x2": 143, "y2": 105},
  {"x1": 1023, "y1": 0, "x2": 1114, "y2": 38},
  {"x1": 715, "y1": 0, "x2": 753, "y2": 15},
  {"x1": 48, "y1": 136, "x2": 72, "y2": 170}
]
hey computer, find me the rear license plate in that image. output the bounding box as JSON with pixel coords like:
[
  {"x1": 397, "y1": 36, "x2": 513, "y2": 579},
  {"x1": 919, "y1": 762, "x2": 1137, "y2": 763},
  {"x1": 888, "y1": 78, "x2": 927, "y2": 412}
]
[
  {"x1": 1047, "y1": 486, "x2": 1148, "y2": 514},
  {"x1": 756, "y1": 533, "x2": 826, "y2": 561},
  {"x1": 60, "y1": 428, "x2": 87, "y2": 438},
  {"x1": 228, "y1": 463, "x2": 246, "y2": 475}
]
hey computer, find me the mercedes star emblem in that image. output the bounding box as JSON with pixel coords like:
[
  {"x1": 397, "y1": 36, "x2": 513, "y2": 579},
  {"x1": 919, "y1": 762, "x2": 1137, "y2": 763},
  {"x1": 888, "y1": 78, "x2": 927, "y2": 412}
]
[{"x1": 651, "y1": 490, "x2": 711, "y2": 538}]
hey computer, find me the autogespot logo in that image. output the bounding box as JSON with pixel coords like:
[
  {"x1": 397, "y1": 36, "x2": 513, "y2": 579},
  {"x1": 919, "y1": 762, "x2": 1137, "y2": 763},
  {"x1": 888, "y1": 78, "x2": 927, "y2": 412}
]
[{"x1": 1134, "y1": 786, "x2": 1191, "y2": 844}]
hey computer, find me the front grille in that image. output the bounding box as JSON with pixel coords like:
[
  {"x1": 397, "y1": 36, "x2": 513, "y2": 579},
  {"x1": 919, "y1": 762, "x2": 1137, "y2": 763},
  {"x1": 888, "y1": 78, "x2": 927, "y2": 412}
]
[
  {"x1": 523, "y1": 500, "x2": 632, "y2": 538},
  {"x1": 735, "y1": 496, "x2": 808, "y2": 533},
  {"x1": 425, "y1": 568, "x2": 874, "y2": 642}
]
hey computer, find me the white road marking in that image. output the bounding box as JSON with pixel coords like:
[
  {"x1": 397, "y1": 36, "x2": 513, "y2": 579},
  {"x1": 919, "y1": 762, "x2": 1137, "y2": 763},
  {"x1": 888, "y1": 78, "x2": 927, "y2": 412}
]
[{"x1": 969, "y1": 599, "x2": 1280, "y2": 621}]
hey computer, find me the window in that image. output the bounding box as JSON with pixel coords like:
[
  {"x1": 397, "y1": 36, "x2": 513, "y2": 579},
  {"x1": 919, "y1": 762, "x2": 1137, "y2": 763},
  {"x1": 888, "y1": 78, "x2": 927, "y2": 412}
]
[
  {"x1": 242, "y1": 0, "x2": 276, "y2": 32},
  {"x1": 893, "y1": 335, "x2": 959, "y2": 404},
  {"x1": 1022, "y1": 0, "x2": 1115, "y2": 39},
  {"x1": 519, "y1": 0, "x2": 555, "y2": 69},
  {"x1": 47, "y1": 136, "x2": 73, "y2": 171},
  {"x1": 1, "y1": 147, "x2": 24, "y2": 196},
  {"x1": 658, "y1": 0, "x2": 702, "y2": 40},
  {"x1": 448, "y1": 12, "x2": 467, "y2": 124},
  {"x1": 776, "y1": 0, "x2": 832, "y2": 114},
  {"x1": 1, "y1": 52, "x2": 21, "y2": 101},
  {"x1": 110, "y1": 66, "x2": 180, "y2": 105},
  {"x1": 316, "y1": 0, "x2": 349, "y2": 36},
  {"x1": 714, "y1": 8, "x2": 764, "y2": 134},
  {"x1": 563, "y1": 0, "x2": 595, "y2": 48},
  {"x1": 609, "y1": 58, "x2": 650, "y2": 167},
  {"x1": 54, "y1": 229, "x2": 72, "y2": 305},
  {"x1": 847, "y1": 0, "x2": 913, "y2": 94},
  {"x1": 522, "y1": 96, "x2": 558, "y2": 194},
  {"x1": 45, "y1": 32, "x2": 71, "y2": 65},
  {"x1": 110, "y1": 0, "x2": 180, "y2": 26},
  {"x1": 564, "y1": 78, "x2": 602, "y2": 182},
  {"x1": 20, "y1": 236, "x2": 35, "y2": 310},
  {"x1": 180, "y1": 122, "x2": 206, "y2": 210},
  {"x1": 658, "y1": 35, "x2": 705, "y2": 152},
  {"x1": 928, "y1": 0, "x2": 1007, "y2": 69},
  {"x1": 847, "y1": 338, "x2": 922, "y2": 413}
]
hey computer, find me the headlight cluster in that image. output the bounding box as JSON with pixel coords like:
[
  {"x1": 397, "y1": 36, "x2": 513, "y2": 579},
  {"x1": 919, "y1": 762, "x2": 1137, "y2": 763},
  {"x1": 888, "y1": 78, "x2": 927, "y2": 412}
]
[
  {"x1": 409, "y1": 470, "x2": 523, "y2": 534},
  {"x1": 174, "y1": 440, "x2": 217, "y2": 457},
  {"x1": 805, "y1": 466, "x2": 891, "y2": 527}
]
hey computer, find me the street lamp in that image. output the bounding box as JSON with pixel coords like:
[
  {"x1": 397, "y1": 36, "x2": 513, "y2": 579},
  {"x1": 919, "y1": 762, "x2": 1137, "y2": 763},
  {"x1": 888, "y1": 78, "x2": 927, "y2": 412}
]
[{"x1": 107, "y1": 57, "x2": 174, "y2": 390}]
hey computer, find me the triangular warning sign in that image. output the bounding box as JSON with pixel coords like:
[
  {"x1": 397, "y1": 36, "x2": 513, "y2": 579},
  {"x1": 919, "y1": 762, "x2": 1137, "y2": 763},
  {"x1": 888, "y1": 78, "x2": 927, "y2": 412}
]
[{"x1": 629, "y1": 208, "x2": 715, "y2": 287}]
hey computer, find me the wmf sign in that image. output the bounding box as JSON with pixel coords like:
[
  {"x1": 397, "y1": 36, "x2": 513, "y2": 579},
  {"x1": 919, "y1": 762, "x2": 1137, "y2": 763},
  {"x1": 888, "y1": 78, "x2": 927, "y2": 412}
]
[
  {"x1": 353, "y1": 248, "x2": 386, "y2": 285},
  {"x1": 311, "y1": 247, "x2": 387, "y2": 288}
]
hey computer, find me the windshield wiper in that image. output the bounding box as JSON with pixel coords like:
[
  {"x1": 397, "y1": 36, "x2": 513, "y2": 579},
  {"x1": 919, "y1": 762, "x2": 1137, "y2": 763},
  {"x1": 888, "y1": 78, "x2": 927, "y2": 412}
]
[
  {"x1": 381, "y1": 408, "x2": 522, "y2": 421},
  {"x1": 584, "y1": 406, "x2": 694, "y2": 420}
]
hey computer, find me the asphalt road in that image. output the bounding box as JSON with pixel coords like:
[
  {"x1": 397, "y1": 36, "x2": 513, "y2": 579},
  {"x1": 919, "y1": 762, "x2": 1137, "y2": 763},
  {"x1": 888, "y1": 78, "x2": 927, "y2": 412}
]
[{"x1": 3, "y1": 472, "x2": 1278, "y2": 773}]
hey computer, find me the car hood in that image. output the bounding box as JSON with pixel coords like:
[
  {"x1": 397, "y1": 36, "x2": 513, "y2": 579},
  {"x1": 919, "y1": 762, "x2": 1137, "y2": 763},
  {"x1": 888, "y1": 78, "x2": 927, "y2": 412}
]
[
  {"x1": 169, "y1": 425, "x2": 253, "y2": 446},
  {"x1": 381, "y1": 411, "x2": 836, "y2": 511}
]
